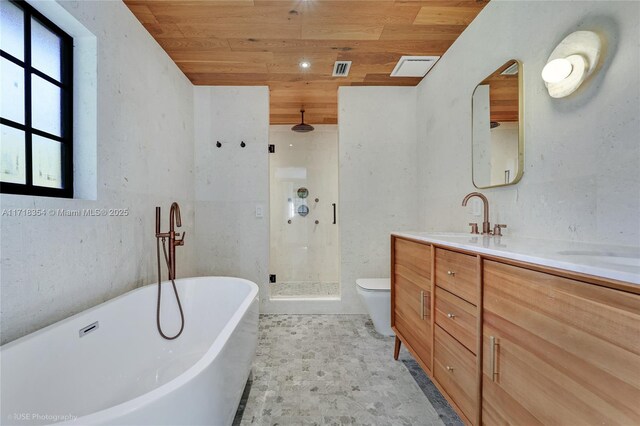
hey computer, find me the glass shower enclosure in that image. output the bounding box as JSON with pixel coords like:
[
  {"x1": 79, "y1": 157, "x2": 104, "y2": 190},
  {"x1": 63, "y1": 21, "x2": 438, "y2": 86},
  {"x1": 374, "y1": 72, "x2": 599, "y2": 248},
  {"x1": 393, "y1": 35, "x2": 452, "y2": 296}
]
[{"x1": 269, "y1": 125, "x2": 339, "y2": 299}]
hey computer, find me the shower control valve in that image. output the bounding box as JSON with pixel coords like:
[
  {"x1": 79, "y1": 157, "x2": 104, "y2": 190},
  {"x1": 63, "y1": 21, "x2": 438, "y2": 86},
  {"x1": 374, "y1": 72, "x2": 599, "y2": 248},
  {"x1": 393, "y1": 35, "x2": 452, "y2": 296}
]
[{"x1": 175, "y1": 232, "x2": 186, "y2": 245}]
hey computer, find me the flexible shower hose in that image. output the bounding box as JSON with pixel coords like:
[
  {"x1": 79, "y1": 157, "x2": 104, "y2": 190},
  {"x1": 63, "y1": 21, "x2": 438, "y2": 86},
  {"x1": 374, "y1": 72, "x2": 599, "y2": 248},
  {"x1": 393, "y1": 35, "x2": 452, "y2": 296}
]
[{"x1": 156, "y1": 236, "x2": 185, "y2": 340}]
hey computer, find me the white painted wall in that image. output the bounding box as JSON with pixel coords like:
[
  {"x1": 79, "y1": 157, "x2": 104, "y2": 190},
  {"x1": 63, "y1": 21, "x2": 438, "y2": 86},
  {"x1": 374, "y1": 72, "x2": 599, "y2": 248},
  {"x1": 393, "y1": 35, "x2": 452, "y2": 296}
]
[
  {"x1": 0, "y1": 0, "x2": 195, "y2": 344},
  {"x1": 193, "y1": 87, "x2": 270, "y2": 310},
  {"x1": 338, "y1": 86, "x2": 420, "y2": 313},
  {"x1": 417, "y1": 0, "x2": 640, "y2": 246},
  {"x1": 268, "y1": 125, "x2": 339, "y2": 290},
  {"x1": 5, "y1": 0, "x2": 637, "y2": 345}
]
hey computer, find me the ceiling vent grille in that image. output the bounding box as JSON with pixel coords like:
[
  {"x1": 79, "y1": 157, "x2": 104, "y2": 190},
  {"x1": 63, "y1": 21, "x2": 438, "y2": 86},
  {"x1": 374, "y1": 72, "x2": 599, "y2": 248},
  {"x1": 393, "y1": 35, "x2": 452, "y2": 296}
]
[
  {"x1": 332, "y1": 61, "x2": 352, "y2": 77},
  {"x1": 390, "y1": 56, "x2": 439, "y2": 77}
]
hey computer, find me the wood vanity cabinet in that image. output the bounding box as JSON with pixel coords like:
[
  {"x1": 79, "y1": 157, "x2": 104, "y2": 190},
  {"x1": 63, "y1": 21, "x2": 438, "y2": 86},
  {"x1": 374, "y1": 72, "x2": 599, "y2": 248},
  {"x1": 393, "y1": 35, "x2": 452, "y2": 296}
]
[
  {"x1": 391, "y1": 234, "x2": 640, "y2": 426},
  {"x1": 432, "y1": 248, "x2": 480, "y2": 423},
  {"x1": 482, "y1": 260, "x2": 640, "y2": 425},
  {"x1": 391, "y1": 237, "x2": 433, "y2": 372},
  {"x1": 392, "y1": 237, "x2": 480, "y2": 425}
]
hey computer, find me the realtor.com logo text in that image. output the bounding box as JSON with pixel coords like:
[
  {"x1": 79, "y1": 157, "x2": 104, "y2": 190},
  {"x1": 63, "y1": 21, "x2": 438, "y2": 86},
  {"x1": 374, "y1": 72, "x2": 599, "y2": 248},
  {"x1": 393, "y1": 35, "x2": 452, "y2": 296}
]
[{"x1": 7, "y1": 413, "x2": 78, "y2": 422}]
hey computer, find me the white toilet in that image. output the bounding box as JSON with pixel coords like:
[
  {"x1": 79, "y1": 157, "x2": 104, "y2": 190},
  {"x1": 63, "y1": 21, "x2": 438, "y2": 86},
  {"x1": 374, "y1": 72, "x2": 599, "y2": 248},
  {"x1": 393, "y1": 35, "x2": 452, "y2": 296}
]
[{"x1": 356, "y1": 278, "x2": 394, "y2": 336}]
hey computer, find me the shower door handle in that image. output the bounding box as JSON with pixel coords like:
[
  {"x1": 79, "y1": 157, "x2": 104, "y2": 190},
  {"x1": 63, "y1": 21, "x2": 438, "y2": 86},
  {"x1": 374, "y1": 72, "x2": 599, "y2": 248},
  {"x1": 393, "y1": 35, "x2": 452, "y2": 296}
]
[{"x1": 332, "y1": 203, "x2": 336, "y2": 224}]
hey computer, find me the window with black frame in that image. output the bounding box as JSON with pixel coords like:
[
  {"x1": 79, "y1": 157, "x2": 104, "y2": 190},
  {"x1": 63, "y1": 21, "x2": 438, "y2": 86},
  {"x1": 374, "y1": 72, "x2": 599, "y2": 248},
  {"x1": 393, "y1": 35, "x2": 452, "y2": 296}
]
[{"x1": 0, "y1": 0, "x2": 73, "y2": 198}]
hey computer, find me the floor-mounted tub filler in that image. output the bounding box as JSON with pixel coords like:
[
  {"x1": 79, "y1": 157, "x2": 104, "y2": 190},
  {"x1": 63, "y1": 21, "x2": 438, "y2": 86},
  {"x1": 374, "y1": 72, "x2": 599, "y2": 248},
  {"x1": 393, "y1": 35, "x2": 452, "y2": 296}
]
[{"x1": 0, "y1": 276, "x2": 259, "y2": 426}]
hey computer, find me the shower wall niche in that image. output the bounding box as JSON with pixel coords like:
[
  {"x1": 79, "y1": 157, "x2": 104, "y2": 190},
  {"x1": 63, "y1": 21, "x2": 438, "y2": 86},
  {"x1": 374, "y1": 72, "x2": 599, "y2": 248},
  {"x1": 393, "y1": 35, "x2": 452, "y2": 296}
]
[{"x1": 269, "y1": 125, "x2": 339, "y2": 299}]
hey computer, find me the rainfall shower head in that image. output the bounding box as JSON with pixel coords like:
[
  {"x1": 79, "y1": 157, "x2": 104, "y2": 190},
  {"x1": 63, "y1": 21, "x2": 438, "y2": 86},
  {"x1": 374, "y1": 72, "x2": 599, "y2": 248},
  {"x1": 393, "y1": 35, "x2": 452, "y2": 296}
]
[{"x1": 291, "y1": 109, "x2": 314, "y2": 133}]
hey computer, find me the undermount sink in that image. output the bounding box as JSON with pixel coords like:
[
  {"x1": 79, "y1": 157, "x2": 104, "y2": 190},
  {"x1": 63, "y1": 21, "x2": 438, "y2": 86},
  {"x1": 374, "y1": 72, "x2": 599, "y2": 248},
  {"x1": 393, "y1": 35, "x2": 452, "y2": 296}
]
[
  {"x1": 557, "y1": 250, "x2": 640, "y2": 269},
  {"x1": 587, "y1": 256, "x2": 640, "y2": 268},
  {"x1": 423, "y1": 232, "x2": 476, "y2": 238},
  {"x1": 557, "y1": 250, "x2": 640, "y2": 257}
]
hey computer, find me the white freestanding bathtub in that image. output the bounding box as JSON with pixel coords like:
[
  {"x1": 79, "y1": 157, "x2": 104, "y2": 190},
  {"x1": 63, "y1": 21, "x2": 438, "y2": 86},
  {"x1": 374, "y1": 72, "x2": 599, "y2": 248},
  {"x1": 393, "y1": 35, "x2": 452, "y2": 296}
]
[{"x1": 0, "y1": 276, "x2": 259, "y2": 426}]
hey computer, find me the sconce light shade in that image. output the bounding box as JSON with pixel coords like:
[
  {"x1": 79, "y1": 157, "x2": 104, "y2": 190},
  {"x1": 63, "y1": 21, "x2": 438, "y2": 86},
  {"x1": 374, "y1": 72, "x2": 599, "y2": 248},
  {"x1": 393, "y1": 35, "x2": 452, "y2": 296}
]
[
  {"x1": 541, "y1": 58, "x2": 573, "y2": 83},
  {"x1": 542, "y1": 31, "x2": 601, "y2": 98}
]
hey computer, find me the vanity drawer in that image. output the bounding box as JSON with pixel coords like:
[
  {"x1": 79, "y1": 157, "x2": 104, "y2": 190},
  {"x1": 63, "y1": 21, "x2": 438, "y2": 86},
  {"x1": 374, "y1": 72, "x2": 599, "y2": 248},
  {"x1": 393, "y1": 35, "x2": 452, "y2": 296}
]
[
  {"x1": 434, "y1": 325, "x2": 477, "y2": 422},
  {"x1": 435, "y1": 287, "x2": 477, "y2": 354},
  {"x1": 394, "y1": 238, "x2": 431, "y2": 285},
  {"x1": 435, "y1": 248, "x2": 477, "y2": 305}
]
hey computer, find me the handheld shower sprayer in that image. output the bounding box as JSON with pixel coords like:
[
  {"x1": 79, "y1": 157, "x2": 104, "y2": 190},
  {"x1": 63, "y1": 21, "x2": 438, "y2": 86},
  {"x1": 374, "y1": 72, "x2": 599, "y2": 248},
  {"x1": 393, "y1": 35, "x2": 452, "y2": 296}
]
[{"x1": 155, "y1": 203, "x2": 185, "y2": 340}]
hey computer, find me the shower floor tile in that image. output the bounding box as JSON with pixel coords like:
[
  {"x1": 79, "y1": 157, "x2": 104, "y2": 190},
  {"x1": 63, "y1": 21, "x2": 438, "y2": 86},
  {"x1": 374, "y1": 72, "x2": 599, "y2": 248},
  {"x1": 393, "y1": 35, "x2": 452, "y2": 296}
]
[
  {"x1": 234, "y1": 314, "x2": 455, "y2": 426},
  {"x1": 269, "y1": 282, "x2": 340, "y2": 299}
]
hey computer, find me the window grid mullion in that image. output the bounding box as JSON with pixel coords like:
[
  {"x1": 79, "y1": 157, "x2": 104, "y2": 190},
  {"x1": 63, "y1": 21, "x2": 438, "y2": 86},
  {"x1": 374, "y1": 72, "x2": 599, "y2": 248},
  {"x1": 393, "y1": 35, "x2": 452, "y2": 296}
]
[
  {"x1": 2, "y1": 0, "x2": 73, "y2": 198},
  {"x1": 61, "y1": 31, "x2": 73, "y2": 194},
  {"x1": 23, "y1": 4, "x2": 33, "y2": 188},
  {"x1": 0, "y1": 49, "x2": 24, "y2": 67},
  {"x1": 0, "y1": 50, "x2": 67, "y2": 90},
  {"x1": 31, "y1": 67, "x2": 67, "y2": 89},
  {"x1": 0, "y1": 118, "x2": 66, "y2": 144}
]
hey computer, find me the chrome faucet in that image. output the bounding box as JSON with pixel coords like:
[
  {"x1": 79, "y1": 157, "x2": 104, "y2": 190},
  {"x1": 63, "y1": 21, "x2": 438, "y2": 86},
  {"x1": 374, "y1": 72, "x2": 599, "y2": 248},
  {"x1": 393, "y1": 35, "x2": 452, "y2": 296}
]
[
  {"x1": 461, "y1": 192, "x2": 506, "y2": 236},
  {"x1": 155, "y1": 202, "x2": 185, "y2": 280}
]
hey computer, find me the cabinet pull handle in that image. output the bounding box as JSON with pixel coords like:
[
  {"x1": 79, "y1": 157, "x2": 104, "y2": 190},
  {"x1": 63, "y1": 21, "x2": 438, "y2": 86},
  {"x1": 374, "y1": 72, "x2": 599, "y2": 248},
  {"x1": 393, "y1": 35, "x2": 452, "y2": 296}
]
[
  {"x1": 426, "y1": 291, "x2": 430, "y2": 319},
  {"x1": 447, "y1": 313, "x2": 456, "y2": 319},
  {"x1": 446, "y1": 366, "x2": 454, "y2": 372},
  {"x1": 420, "y1": 290, "x2": 430, "y2": 320},
  {"x1": 490, "y1": 336, "x2": 499, "y2": 381},
  {"x1": 447, "y1": 270, "x2": 455, "y2": 276}
]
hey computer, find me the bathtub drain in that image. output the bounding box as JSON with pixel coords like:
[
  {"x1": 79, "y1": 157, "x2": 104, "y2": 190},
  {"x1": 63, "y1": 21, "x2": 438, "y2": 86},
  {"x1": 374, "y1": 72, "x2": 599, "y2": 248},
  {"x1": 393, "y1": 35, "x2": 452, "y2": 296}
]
[{"x1": 79, "y1": 321, "x2": 99, "y2": 337}]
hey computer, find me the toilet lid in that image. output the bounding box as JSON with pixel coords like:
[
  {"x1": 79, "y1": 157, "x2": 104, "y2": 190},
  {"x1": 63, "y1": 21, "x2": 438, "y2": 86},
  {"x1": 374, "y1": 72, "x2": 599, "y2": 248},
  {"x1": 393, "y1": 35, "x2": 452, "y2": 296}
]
[{"x1": 356, "y1": 278, "x2": 391, "y2": 291}]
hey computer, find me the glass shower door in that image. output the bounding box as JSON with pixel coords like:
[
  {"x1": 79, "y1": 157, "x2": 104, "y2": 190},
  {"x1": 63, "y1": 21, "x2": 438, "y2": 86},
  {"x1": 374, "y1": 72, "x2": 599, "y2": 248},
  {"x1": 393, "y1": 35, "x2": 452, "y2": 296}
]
[{"x1": 269, "y1": 125, "x2": 339, "y2": 299}]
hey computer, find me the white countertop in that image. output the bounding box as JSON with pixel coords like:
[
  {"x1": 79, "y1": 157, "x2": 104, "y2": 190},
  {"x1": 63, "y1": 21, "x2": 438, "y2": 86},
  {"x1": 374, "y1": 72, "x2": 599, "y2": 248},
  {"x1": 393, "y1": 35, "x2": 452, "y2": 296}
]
[{"x1": 392, "y1": 232, "x2": 640, "y2": 285}]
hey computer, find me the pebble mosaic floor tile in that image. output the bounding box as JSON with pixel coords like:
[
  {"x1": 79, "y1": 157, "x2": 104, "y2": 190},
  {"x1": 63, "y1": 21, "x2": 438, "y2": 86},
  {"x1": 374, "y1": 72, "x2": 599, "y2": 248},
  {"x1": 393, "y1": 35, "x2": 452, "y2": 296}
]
[
  {"x1": 401, "y1": 360, "x2": 463, "y2": 426},
  {"x1": 269, "y1": 282, "x2": 340, "y2": 299},
  {"x1": 234, "y1": 314, "x2": 460, "y2": 426}
]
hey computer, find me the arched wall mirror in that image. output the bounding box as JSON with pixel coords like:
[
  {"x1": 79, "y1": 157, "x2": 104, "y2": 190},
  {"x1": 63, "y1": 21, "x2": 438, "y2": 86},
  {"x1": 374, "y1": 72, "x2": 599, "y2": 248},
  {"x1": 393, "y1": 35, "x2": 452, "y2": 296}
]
[{"x1": 472, "y1": 59, "x2": 524, "y2": 188}]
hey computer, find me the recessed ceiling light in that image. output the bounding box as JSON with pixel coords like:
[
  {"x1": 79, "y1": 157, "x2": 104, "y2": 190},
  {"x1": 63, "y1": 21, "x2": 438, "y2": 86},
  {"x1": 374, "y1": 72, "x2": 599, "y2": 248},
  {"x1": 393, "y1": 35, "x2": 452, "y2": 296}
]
[
  {"x1": 289, "y1": 144, "x2": 293, "y2": 147},
  {"x1": 299, "y1": 61, "x2": 310, "y2": 69}
]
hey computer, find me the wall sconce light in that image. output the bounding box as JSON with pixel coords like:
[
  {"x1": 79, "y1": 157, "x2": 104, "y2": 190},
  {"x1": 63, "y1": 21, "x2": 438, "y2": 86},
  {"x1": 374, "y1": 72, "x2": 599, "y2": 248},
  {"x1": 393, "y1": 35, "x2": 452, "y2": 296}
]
[{"x1": 541, "y1": 31, "x2": 602, "y2": 98}]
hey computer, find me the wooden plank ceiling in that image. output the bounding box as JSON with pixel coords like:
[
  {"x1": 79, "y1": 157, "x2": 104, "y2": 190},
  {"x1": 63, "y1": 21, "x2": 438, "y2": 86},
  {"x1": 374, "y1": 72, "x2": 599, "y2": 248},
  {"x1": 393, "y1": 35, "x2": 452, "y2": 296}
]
[
  {"x1": 481, "y1": 60, "x2": 519, "y2": 123},
  {"x1": 124, "y1": 0, "x2": 488, "y2": 124}
]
